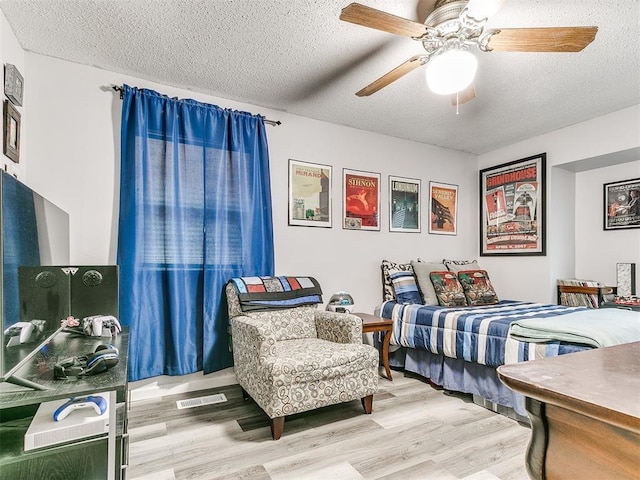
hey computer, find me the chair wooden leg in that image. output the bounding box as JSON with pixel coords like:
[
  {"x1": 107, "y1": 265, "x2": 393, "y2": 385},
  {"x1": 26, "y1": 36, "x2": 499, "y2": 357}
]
[
  {"x1": 240, "y1": 386, "x2": 250, "y2": 401},
  {"x1": 271, "y1": 416, "x2": 285, "y2": 440},
  {"x1": 361, "y1": 395, "x2": 373, "y2": 414}
]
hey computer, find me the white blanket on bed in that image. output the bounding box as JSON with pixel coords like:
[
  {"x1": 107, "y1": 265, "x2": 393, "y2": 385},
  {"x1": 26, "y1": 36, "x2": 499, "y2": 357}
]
[{"x1": 508, "y1": 308, "x2": 640, "y2": 348}]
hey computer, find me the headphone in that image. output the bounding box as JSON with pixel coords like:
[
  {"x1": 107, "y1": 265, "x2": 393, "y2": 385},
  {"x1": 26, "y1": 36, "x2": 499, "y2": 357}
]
[{"x1": 54, "y1": 344, "x2": 120, "y2": 380}]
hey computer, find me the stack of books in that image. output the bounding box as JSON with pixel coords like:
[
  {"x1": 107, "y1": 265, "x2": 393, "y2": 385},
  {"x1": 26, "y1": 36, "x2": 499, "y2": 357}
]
[{"x1": 557, "y1": 278, "x2": 603, "y2": 308}]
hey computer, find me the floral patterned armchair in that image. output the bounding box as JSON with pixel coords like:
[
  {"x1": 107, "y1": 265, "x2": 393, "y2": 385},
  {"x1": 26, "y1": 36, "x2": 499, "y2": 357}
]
[{"x1": 226, "y1": 281, "x2": 379, "y2": 440}]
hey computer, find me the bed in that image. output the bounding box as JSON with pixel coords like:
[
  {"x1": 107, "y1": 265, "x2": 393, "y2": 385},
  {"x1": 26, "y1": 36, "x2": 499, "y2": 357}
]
[{"x1": 375, "y1": 259, "x2": 640, "y2": 419}]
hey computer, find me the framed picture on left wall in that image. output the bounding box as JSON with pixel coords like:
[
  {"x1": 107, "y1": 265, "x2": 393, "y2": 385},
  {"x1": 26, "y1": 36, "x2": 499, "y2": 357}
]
[
  {"x1": 389, "y1": 175, "x2": 421, "y2": 233},
  {"x1": 4, "y1": 64, "x2": 24, "y2": 107},
  {"x1": 288, "y1": 159, "x2": 332, "y2": 227},
  {"x1": 3, "y1": 100, "x2": 20, "y2": 163},
  {"x1": 343, "y1": 168, "x2": 380, "y2": 231}
]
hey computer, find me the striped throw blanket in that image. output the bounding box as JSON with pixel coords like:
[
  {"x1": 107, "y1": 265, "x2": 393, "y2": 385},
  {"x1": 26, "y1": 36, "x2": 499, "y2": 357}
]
[
  {"x1": 379, "y1": 300, "x2": 590, "y2": 367},
  {"x1": 508, "y1": 308, "x2": 640, "y2": 348},
  {"x1": 230, "y1": 276, "x2": 322, "y2": 311}
]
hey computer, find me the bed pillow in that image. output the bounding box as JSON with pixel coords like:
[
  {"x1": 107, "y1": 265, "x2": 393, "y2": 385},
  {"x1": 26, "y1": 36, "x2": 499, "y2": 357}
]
[
  {"x1": 429, "y1": 271, "x2": 468, "y2": 307},
  {"x1": 389, "y1": 270, "x2": 422, "y2": 305},
  {"x1": 443, "y1": 258, "x2": 482, "y2": 273},
  {"x1": 457, "y1": 270, "x2": 499, "y2": 306},
  {"x1": 411, "y1": 260, "x2": 446, "y2": 305},
  {"x1": 381, "y1": 260, "x2": 413, "y2": 301}
]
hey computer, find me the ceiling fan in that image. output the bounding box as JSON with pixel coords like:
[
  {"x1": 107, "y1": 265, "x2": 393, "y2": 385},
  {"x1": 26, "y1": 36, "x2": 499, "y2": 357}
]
[{"x1": 339, "y1": 0, "x2": 598, "y2": 105}]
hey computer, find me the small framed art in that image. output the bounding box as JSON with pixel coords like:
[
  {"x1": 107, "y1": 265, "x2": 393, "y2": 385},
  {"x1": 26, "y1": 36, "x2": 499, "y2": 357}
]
[
  {"x1": 429, "y1": 181, "x2": 458, "y2": 235},
  {"x1": 603, "y1": 178, "x2": 640, "y2": 231},
  {"x1": 4, "y1": 64, "x2": 24, "y2": 106},
  {"x1": 389, "y1": 175, "x2": 420, "y2": 233},
  {"x1": 616, "y1": 263, "x2": 637, "y2": 297},
  {"x1": 479, "y1": 153, "x2": 546, "y2": 256},
  {"x1": 3, "y1": 100, "x2": 20, "y2": 163},
  {"x1": 288, "y1": 159, "x2": 332, "y2": 227},
  {"x1": 343, "y1": 168, "x2": 380, "y2": 231}
]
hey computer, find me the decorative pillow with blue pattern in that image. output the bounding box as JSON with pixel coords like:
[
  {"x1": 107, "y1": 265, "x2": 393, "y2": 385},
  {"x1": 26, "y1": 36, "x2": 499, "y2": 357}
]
[{"x1": 389, "y1": 270, "x2": 422, "y2": 305}]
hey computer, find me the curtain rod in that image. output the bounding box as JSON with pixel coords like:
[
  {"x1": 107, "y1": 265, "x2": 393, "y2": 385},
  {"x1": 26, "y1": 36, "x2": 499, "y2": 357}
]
[{"x1": 111, "y1": 85, "x2": 281, "y2": 126}]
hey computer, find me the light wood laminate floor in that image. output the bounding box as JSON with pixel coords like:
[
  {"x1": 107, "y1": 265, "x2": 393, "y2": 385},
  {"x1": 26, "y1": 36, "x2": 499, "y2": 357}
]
[{"x1": 127, "y1": 370, "x2": 530, "y2": 480}]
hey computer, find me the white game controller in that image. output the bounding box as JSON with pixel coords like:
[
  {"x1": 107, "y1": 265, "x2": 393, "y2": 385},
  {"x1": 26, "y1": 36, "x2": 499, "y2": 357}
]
[
  {"x1": 53, "y1": 395, "x2": 108, "y2": 421},
  {"x1": 83, "y1": 315, "x2": 122, "y2": 337},
  {"x1": 15, "y1": 322, "x2": 34, "y2": 343},
  {"x1": 3, "y1": 320, "x2": 46, "y2": 347}
]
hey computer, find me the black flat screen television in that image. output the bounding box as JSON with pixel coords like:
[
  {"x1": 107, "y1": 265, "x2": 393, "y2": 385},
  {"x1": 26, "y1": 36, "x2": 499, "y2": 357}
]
[{"x1": 0, "y1": 171, "x2": 70, "y2": 390}]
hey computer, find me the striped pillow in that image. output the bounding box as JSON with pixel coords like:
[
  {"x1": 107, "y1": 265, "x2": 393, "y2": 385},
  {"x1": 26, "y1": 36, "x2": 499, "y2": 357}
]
[
  {"x1": 389, "y1": 270, "x2": 422, "y2": 305},
  {"x1": 381, "y1": 260, "x2": 413, "y2": 301}
]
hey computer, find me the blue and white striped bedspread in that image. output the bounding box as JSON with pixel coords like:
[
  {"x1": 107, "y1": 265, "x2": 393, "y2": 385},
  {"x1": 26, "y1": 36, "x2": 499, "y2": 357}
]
[{"x1": 379, "y1": 300, "x2": 589, "y2": 367}]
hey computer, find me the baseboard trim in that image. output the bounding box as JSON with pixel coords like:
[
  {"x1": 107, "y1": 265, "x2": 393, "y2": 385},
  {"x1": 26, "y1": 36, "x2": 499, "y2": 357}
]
[{"x1": 129, "y1": 367, "x2": 238, "y2": 402}]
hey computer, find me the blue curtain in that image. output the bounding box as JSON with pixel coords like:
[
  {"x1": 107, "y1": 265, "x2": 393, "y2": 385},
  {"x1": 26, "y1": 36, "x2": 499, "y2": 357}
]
[
  {"x1": 117, "y1": 85, "x2": 274, "y2": 382},
  {"x1": 2, "y1": 173, "x2": 40, "y2": 324}
]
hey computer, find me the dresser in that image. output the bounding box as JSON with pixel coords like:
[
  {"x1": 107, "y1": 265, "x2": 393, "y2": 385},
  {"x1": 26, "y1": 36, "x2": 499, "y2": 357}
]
[
  {"x1": 497, "y1": 342, "x2": 640, "y2": 480},
  {"x1": 0, "y1": 329, "x2": 129, "y2": 480}
]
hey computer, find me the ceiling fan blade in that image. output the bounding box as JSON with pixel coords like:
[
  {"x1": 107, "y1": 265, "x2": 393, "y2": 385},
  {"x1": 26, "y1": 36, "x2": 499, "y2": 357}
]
[
  {"x1": 450, "y1": 84, "x2": 476, "y2": 106},
  {"x1": 465, "y1": 0, "x2": 507, "y2": 21},
  {"x1": 340, "y1": 3, "x2": 428, "y2": 38},
  {"x1": 486, "y1": 27, "x2": 598, "y2": 52},
  {"x1": 356, "y1": 55, "x2": 425, "y2": 97}
]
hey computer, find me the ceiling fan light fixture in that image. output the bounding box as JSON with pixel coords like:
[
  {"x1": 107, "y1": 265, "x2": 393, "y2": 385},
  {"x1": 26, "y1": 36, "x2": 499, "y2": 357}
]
[
  {"x1": 464, "y1": 0, "x2": 507, "y2": 21},
  {"x1": 426, "y1": 49, "x2": 478, "y2": 95}
]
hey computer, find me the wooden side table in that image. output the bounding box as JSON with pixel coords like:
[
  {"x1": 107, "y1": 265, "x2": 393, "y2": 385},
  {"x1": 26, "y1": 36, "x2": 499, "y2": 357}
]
[
  {"x1": 354, "y1": 312, "x2": 393, "y2": 380},
  {"x1": 600, "y1": 301, "x2": 640, "y2": 312}
]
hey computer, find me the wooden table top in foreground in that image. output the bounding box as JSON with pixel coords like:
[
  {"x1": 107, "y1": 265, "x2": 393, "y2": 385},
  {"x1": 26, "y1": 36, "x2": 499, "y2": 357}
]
[{"x1": 498, "y1": 341, "x2": 640, "y2": 432}]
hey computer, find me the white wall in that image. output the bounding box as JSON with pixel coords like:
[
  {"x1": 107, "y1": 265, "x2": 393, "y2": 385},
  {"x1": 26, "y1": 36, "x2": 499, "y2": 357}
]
[
  {"x1": 21, "y1": 53, "x2": 477, "y2": 315},
  {"x1": 575, "y1": 160, "x2": 640, "y2": 286},
  {"x1": 15, "y1": 46, "x2": 640, "y2": 309},
  {"x1": 479, "y1": 106, "x2": 640, "y2": 302},
  {"x1": 0, "y1": 9, "x2": 26, "y2": 179},
  {"x1": 5, "y1": 10, "x2": 638, "y2": 393},
  {"x1": 269, "y1": 118, "x2": 477, "y2": 313}
]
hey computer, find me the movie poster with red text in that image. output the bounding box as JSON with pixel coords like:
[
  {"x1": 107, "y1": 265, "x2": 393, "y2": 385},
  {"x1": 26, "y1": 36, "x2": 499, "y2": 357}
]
[
  {"x1": 429, "y1": 181, "x2": 458, "y2": 235},
  {"x1": 480, "y1": 154, "x2": 546, "y2": 255},
  {"x1": 343, "y1": 169, "x2": 380, "y2": 231}
]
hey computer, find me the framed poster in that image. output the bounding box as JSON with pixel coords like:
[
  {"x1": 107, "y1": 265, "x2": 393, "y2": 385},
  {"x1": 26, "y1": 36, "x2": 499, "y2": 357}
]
[
  {"x1": 288, "y1": 159, "x2": 332, "y2": 227},
  {"x1": 3, "y1": 100, "x2": 20, "y2": 163},
  {"x1": 4, "y1": 64, "x2": 24, "y2": 106},
  {"x1": 389, "y1": 175, "x2": 420, "y2": 233},
  {"x1": 429, "y1": 181, "x2": 458, "y2": 235},
  {"x1": 479, "y1": 153, "x2": 546, "y2": 256},
  {"x1": 343, "y1": 168, "x2": 380, "y2": 231},
  {"x1": 603, "y1": 177, "x2": 640, "y2": 231}
]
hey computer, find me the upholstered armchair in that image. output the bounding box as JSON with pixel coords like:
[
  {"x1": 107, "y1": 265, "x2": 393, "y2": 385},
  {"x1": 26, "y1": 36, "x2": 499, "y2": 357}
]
[{"x1": 226, "y1": 280, "x2": 379, "y2": 440}]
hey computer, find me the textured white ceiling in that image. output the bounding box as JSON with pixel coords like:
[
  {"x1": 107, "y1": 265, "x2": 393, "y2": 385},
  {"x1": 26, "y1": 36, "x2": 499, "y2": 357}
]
[{"x1": 1, "y1": 0, "x2": 639, "y2": 154}]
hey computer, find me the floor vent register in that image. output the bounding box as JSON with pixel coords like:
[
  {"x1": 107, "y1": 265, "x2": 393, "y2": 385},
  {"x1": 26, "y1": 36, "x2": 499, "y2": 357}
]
[{"x1": 176, "y1": 393, "x2": 227, "y2": 410}]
